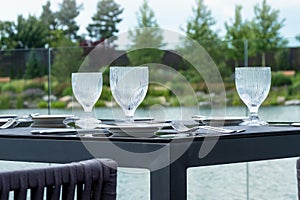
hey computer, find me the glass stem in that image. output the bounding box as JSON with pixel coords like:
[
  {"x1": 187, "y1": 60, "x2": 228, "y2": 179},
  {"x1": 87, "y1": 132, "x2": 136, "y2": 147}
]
[
  {"x1": 83, "y1": 111, "x2": 92, "y2": 118},
  {"x1": 248, "y1": 106, "x2": 259, "y2": 121},
  {"x1": 124, "y1": 109, "x2": 135, "y2": 122},
  {"x1": 125, "y1": 115, "x2": 134, "y2": 122}
]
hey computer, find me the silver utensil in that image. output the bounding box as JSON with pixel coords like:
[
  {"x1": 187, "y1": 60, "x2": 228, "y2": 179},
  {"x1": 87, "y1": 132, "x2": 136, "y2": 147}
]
[
  {"x1": 171, "y1": 121, "x2": 245, "y2": 134},
  {"x1": 0, "y1": 118, "x2": 17, "y2": 129}
]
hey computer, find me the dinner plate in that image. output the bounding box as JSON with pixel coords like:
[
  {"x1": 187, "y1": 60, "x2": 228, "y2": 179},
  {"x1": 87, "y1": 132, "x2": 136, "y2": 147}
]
[
  {"x1": 100, "y1": 118, "x2": 154, "y2": 125},
  {"x1": 31, "y1": 128, "x2": 77, "y2": 135},
  {"x1": 0, "y1": 114, "x2": 17, "y2": 119},
  {"x1": 192, "y1": 115, "x2": 248, "y2": 126},
  {"x1": 99, "y1": 122, "x2": 169, "y2": 137},
  {"x1": 31, "y1": 114, "x2": 73, "y2": 121},
  {"x1": 31, "y1": 115, "x2": 73, "y2": 128}
]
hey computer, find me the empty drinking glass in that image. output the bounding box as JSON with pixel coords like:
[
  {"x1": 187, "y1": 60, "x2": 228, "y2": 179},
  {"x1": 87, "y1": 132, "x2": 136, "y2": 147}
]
[
  {"x1": 72, "y1": 72, "x2": 103, "y2": 128},
  {"x1": 235, "y1": 67, "x2": 271, "y2": 126},
  {"x1": 110, "y1": 66, "x2": 148, "y2": 122}
]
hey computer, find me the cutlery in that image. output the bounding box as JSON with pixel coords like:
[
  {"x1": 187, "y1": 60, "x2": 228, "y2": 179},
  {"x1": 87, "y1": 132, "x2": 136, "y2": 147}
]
[
  {"x1": 0, "y1": 118, "x2": 17, "y2": 129},
  {"x1": 171, "y1": 121, "x2": 245, "y2": 134}
]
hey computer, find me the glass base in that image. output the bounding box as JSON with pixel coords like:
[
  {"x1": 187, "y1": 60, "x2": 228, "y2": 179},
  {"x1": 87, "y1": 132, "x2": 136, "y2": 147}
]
[
  {"x1": 75, "y1": 117, "x2": 101, "y2": 129},
  {"x1": 239, "y1": 119, "x2": 268, "y2": 126}
]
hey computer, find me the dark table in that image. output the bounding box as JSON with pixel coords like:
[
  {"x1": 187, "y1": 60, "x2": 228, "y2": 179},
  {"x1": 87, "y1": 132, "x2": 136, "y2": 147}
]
[{"x1": 0, "y1": 125, "x2": 300, "y2": 200}]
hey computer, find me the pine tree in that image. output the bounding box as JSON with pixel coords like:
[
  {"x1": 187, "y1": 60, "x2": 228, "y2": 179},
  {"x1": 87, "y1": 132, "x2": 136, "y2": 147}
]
[
  {"x1": 180, "y1": 0, "x2": 227, "y2": 77},
  {"x1": 251, "y1": 0, "x2": 287, "y2": 66},
  {"x1": 184, "y1": 0, "x2": 218, "y2": 54},
  {"x1": 40, "y1": 1, "x2": 58, "y2": 31},
  {"x1": 225, "y1": 5, "x2": 255, "y2": 67},
  {"x1": 24, "y1": 50, "x2": 46, "y2": 79},
  {"x1": 127, "y1": 0, "x2": 165, "y2": 66},
  {"x1": 86, "y1": 0, "x2": 123, "y2": 45},
  {"x1": 15, "y1": 15, "x2": 48, "y2": 48},
  {"x1": 56, "y1": 0, "x2": 83, "y2": 41}
]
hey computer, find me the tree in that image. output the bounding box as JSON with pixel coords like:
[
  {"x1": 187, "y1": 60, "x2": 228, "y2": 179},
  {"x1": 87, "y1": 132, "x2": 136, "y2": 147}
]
[
  {"x1": 56, "y1": 0, "x2": 83, "y2": 41},
  {"x1": 24, "y1": 50, "x2": 47, "y2": 79},
  {"x1": 40, "y1": 1, "x2": 58, "y2": 31},
  {"x1": 251, "y1": 0, "x2": 287, "y2": 66},
  {"x1": 86, "y1": 0, "x2": 123, "y2": 45},
  {"x1": 0, "y1": 15, "x2": 48, "y2": 49},
  {"x1": 183, "y1": 0, "x2": 219, "y2": 54},
  {"x1": 127, "y1": 0, "x2": 165, "y2": 66},
  {"x1": 51, "y1": 38, "x2": 84, "y2": 83},
  {"x1": 225, "y1": 5, "x2": 255, "y2": 67},
  {"x1": 181, "y1": 0, "x2": 227, "y2": 77},
  {"x1": 14, "y1": 15, "x2": 48, "y2": 48},
  {"x1": 40, "y1": 1, "x2": 60, "y2": 47},
  {"x1": 0, "y1": 21, "x2": 17, "y2": 50}
]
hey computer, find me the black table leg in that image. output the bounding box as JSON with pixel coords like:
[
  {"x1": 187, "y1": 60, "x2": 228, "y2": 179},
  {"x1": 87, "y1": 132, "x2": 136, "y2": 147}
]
[
  {"x1": 150, "y1": 162, "x2": 187, "y2": 200},
  {"x1": 150, "y1": 165, "x2": 170, "y2": 200}
]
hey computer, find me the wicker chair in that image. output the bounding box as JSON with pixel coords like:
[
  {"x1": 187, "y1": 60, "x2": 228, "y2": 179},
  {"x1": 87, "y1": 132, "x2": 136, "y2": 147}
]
[
  {"x1": 297, "y1": 158, "x2": 300, "y2": 200},
  {"x1": 0, "y1": 158, "x2": 117, "y2": 200}
]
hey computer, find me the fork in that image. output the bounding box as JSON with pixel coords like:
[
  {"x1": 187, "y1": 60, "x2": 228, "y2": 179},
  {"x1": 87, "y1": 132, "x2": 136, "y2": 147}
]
[
  {"x1": 171, "y1": 121, "x2": 245, "y2": 134},
  {"x1": 0, "y1": 118, "x2": 17, "y2": 129}
]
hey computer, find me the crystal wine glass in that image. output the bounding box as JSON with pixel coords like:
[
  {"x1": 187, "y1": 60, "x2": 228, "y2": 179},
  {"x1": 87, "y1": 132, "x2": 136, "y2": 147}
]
[
  {"x1": 110, "y1": 66, "x2": 148, "y2": 122},
  {"x1": 235, "y1": 67, "x2": 271, "y2": 126},
  {"x1": 72, "y1": 72, "x2": 103, "y2": 128}
]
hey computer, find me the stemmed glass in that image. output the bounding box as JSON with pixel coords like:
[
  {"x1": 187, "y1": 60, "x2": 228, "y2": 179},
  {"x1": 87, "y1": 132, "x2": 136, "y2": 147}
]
[
  {"x1": 235, "y1": 67, "x2": 271, "y2": 126},
  {"x1": 110, "y1": 66, "x2": 148, "y2": 122},
  {"x1": 72, "y1": 72, "x2": 103, "y2": 128}
]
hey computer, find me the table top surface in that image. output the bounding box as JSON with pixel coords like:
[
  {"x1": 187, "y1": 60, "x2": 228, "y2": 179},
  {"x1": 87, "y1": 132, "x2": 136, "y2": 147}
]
[
  {"x1": 0, "y1": 124, "x2": 300, "y2": 168},
  {"x1": 1, "y1": 125, "x2": 300, "y2": 143}
]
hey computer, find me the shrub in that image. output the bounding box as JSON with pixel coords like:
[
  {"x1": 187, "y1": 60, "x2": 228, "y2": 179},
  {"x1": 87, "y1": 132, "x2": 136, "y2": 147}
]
[
  {"x1": 272, "y1": 72, "x2": 292, "y2": 87},
  {"x1": 22, "y1": 88, "x2": 45, "y2": 100},
  {"x1": 169, "y1": 97, "x2": 180, "y2": 107},
  {"x1": 51, "y1": 101, "x2": 66, "y2": 108},
  {"x1": 147, "y1": 86, "x2": 170, "y2": 97},
  {"x1": 23, "y1": 82, "x2": 45, "y2": 91},
  {"x1": 101, "y1": 86, "x2": 112, "y2": 101},
  {"x1": 140, "y1": 97, "x2": 163, "y2": 107},
  {"x1": 52, "y1": 82, "x2": 71, "y2": 97},
  {"x1": 38, "y1": 101, "x2": 48, "y2": 108},
  {"x1": 1, "y1": 83, "x2": 17, "y2": 93},
  {"x1": 62, "y1": 86, "x2": 72, "y2": 96},
  {"x1": 16, "y1": 96, "x2": 24, "y2": 109},
  {"x1": 95, "y1": 100, "x2": 106, "y2": 107},
  {"x1": 0, "y1": 94, "x2": 11, "y2": 109}
]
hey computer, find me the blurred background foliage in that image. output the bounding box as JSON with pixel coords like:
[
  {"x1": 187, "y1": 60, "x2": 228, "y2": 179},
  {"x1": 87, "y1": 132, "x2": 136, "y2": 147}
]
[{"x1": 0, "y1": 0, "x2": 299, "y2": 109}]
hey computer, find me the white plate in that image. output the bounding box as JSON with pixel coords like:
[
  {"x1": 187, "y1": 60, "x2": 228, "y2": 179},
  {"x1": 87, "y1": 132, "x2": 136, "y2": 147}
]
[
  {"x1": 0, "y1": 114, "x2": 17, "y2": 119},
  {"x1": 31, "y1": 114, "x2": 73, "y2": 120},
  {"x1": 31, "y1": 115, "x2": 73, "y2": 128},
  {"x1": 192, "y1": 115, "x2": 248, "y2": 126},
  {"x1": 99, "y1": 123, "x2": 168, "y2": 137},
  {"x1": 31, "y1": 128, "x2": 77, "y2": 135},
  {"x1": 31, "y1": 123, "x2": 67, "y2": 128}
]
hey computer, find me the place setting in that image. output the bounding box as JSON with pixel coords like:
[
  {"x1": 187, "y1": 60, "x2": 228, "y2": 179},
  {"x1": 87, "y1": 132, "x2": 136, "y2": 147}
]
[
  {"x1": 26, "y1": 66, "x2": 276, "y2": 138},
  {"x1": 65, "y1": 66, "x2": 170, "y2": 138},
  {"x1": 65, "y1": 66, "x2": 249, "y2": 138}
]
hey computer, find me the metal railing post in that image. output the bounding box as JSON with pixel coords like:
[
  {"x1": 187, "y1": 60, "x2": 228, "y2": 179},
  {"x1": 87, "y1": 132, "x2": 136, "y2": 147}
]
[{"x1": 47, "y1": 48, "x2": 52, "y2": 115}]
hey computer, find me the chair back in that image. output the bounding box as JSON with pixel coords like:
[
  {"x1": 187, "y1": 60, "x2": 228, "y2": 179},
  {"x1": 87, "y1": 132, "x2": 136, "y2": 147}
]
[
  {"x1": 0, "y1": 158, "x2": 117, "y2": 200},
  {"x1": 297, "y1": 158, "x2": 300, "y2": 200}
]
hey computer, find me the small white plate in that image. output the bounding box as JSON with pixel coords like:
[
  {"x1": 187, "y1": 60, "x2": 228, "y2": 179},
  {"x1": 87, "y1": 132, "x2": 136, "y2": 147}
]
[
  {"x1": 31, "y1": 115, "x2": 73, "y2": 128},
  {"x1": 292, "y1": 123, "x2": 300, "y2": 127},
  {"x1": 99, "y1": 122, "x2": 168, "y2": 137},
  {"x1": 31, "y1": 128, "x2": 77, "y2": 135},
  {"x1": 31, "y1": 114, "x2": 73, "y2": 120},
  {"x1": 0, "y1": 114, "x2": 17, "y2": 119},
  {"x1": 192, "y1": 115, "x2": 248, "y2": 126}
]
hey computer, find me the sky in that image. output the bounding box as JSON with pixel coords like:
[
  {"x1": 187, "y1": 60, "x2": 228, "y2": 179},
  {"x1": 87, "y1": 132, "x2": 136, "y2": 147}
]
[{"x1": 0, "y1": 0, "x2": 299, "y2": 40}]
